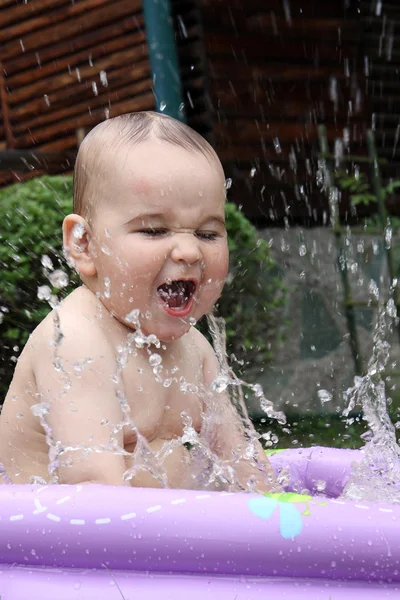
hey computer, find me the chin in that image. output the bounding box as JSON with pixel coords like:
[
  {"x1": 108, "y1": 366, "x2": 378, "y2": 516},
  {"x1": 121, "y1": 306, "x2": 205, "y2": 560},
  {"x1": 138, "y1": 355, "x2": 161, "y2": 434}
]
[{"x1": 140, "y1": 320, "x2": 192, "y2": 344}]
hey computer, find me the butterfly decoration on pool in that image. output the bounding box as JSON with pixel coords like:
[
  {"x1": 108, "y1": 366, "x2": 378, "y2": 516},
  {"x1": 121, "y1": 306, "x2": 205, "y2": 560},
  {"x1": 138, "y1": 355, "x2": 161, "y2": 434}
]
[{"x1": 248, "y1": 492, "x2": 327, "y2": 540}]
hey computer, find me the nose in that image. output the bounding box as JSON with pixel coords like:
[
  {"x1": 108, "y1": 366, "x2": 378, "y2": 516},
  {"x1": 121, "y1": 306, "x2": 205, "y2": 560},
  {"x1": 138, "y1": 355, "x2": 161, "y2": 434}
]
[{"x1": 170, "y1": 233, "x2": 202, "y2": 265}]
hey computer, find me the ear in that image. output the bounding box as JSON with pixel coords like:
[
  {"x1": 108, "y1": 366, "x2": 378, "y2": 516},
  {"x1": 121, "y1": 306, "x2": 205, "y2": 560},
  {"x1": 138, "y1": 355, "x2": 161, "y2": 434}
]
[{"x1": 62, "y1": 214, "x2": 97, "y2": 277}]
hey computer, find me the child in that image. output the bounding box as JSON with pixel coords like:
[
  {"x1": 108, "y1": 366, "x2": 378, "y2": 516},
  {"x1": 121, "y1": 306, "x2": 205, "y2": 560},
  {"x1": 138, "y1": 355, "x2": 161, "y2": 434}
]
[{"x1": 0, "y1": 112, "x2": 279, "y2": 492}]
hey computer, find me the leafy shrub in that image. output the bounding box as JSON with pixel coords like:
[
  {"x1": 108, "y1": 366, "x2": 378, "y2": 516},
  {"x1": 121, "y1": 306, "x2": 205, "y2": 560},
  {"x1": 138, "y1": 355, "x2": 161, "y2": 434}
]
[
  {"x1": 335, "y1": 168, "x2": 400, "y2": 207},
  {"x1": 0, "y1": 175, "x2": 285, "y2": 399},
  {"x1": 215, "y1": 203, "x2": 285, "y2": 373}
]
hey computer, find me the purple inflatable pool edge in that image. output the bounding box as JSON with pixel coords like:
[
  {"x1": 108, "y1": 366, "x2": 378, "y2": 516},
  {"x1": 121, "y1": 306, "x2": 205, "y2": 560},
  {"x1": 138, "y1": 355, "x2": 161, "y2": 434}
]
[{"x1": 0, "y1": 446, "x2": 399, "y2": 599}]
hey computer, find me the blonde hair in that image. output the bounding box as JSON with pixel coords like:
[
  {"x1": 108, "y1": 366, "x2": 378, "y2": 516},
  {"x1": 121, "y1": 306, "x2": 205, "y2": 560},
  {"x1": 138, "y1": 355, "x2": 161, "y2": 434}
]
[{"x1": 73, "y1": 111, "x2": 219, "y2": 219}]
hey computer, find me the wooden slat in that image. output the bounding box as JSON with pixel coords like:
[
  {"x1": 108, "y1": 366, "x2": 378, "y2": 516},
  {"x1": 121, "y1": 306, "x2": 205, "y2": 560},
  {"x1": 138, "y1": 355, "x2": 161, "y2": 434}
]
[
  {"x1": 1, "y1": 0, "x2": 141, "y2": 60},
  {"x1": 14, "y1": 92, "x2": 156, "y2": 148},
  {"x1": 0, "y1": 0, "x2": 115, "y2": 44},
  {"x1": 204, "y1": 33, "x2": 359, "y2": 63},
  {"x1": 6, "y1": 16, "x2": 145, "y2": 88},
  {"x1": 0, "y1": 149, "x2": 76, "y2": 171},
  {"x1": 39, "y1": 134, "x2": 80, "y2": 152},
  {"x1": 217, "y1": 144, "x2": 299, "y2": 164},
  {"x1": 216, "y1": 138, "x2": 367, "y2": 161},
  {"x1": 0, "y1": 0, "x2": 72, "y2": 30},
  {"x1": 211, "y1": 79, "x2": 358, "y2": 101},
  {"x1": 3, "y1": 11, "x2": 143, "y2": 76},
  {"x1": 14, "y1": 74, "x2": 204, "y2": 138},
  {"x1": 0, "y1": 62, "x2": 14, "y2": 148},
  {"x1": 200, "y1": 0, "x2": 351, "y2": 19},
  {"x1": 0, "y1": 0, "x2": 23, "y2": 8},
  {"x1": 13, "y1": 71, "x2": 152, "y2": 134},
  {"x1": 202, "y1": 11, "x2": 359, "y2": 41},
  {"x1": 212, "y1": 101, "x2": 363, "y2": 122},
  {"x1": 208, "y1": 60, "x2": 354, "y2": 82},
  {"x1": 8, "y1": 44, "x2": 148, "y2": 105},
  {"x1": 214, "y1": 119, "x2": 365, "y2": 144},
  {"x1": 10, "y1": 58, "x2": 151, "y2": 123}
]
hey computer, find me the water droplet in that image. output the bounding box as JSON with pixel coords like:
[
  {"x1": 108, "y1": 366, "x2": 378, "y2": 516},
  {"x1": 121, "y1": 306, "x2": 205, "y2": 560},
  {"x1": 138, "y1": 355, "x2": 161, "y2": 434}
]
[
  {"x1": 37, "y1": 285, "x2": 51, "y2": 301},
  {"x1": 125, "y1": 309, "x2": 140, "y2": 325},
  {"x1": 49, "y1": 269, "x2": 69, "y2": 289},
  {"x1": 72, "y1": 222, "x2": 85, "y2": 239},
  {"x1": 100, "y1": 70, "x2": 108, "y2": 87},
  {"x1": 315, "y1": 479, "x2": 326, "y2": 492},
  {"x1": 212, "y1": 375, "x2": 230, "y2": 393},
  {"x1": 31, "y1": 402, "x2": 50, "y2": 418},
  {"x1": 41, "y1": 255, "x2": 53, "y2": 270},
  {"x1": 104, "y1": 277, "x2": 111, "y2": 298},
  {"x1": 273, "y1": 137, "x2": 282, "y2": 153},
  {"x1": 318, "y1": 389, "x2": 332, "y2": 405},
  {"x1": 149, "y1": 353, "x2": 162, "y2": 367}
]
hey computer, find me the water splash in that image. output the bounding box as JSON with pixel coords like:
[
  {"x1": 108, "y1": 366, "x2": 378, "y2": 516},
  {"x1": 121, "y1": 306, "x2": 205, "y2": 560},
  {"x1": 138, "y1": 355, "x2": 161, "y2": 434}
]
[
  {"x1": 342, "y1": 300, "x2": 400, "y2": 503},
  {"x1": 27, "y1": 299, "x2": 286, "y2": 491}
]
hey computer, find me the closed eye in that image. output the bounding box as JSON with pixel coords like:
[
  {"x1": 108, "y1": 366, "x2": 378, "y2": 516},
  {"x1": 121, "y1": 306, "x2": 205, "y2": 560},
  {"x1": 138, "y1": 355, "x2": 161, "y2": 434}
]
[
  {"x1": 139, "y1": 228, "x2": 168, "y2": 237},
  {"x1": 196, "y1": 232, "x2": 218, "y2": 241}
]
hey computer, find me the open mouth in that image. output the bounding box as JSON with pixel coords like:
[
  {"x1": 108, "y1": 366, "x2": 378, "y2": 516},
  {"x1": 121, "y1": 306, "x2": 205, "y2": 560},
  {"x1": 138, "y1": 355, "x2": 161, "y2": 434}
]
[{"x1": 156, "y1": 279, "x2": 197, "y2": 311}]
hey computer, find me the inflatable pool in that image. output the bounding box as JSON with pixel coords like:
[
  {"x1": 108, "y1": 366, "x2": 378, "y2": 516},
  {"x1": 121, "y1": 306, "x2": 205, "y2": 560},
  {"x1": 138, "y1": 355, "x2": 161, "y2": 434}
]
[{"x1": 0, "y1": 446, "x2": 399, "y2": 599}]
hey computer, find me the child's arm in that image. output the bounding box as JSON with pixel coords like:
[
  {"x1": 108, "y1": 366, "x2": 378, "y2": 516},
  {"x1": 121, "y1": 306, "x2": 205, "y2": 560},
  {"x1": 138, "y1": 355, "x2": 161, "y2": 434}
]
[
  {"x1": 32, "y1": 312, "x2": 129, "y2": 486},
  {"x1": 197, "y1": 331, "x2": 280, "y2": 493}
]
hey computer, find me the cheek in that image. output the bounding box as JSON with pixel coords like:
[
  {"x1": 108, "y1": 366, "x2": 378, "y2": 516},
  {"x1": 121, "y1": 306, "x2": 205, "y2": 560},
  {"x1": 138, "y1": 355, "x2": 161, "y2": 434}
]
[
  {"x1": 209, "y1": 245, "x2": 229, "y2": 278},
  {"x1": 120, "y1": 240, "x2": 167, "y2": 271}
]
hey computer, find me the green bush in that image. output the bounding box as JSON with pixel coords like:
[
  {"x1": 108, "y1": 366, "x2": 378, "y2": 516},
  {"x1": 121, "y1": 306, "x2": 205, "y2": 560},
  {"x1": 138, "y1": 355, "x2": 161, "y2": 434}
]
[
  {"x1": 215, "y1": 202, "x2": 285, "y2": 374},
  {"x1": 0, "y1": 175, "x2": 285, "y2": 399}
]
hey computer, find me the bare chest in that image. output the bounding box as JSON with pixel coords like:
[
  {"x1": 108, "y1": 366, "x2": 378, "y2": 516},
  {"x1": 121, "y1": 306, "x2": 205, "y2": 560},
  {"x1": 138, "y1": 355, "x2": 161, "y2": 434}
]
[{"x1": 121, "y1": 347, "x2": 204, "y2": 444}]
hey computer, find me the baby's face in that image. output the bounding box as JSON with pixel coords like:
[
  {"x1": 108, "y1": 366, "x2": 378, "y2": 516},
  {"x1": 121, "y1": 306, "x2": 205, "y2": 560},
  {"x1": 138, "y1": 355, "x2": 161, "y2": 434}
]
[{"x1": 88, "y1": 139, "x2": 229, "y2": 342}]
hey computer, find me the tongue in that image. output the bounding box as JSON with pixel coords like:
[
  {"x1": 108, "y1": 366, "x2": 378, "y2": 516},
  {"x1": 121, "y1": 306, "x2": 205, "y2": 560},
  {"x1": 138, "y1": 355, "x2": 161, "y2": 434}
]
[{"x1": 158, "y1": 281, "x2": 189, "y2": 309}]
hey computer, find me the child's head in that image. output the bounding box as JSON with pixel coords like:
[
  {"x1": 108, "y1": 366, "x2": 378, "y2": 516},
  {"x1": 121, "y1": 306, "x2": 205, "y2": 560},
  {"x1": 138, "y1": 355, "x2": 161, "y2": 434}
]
[{"x1": 63, "y1": 111, "x2": 229, "y2": 342}]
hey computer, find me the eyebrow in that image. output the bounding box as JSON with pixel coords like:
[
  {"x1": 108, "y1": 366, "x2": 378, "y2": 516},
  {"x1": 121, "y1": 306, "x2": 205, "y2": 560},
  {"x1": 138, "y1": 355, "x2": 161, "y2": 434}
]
[
  {"x1": 125, "y1": 213, "x2": 226, "y2": 227},
  {"x1": 125, "y1": 212, "x2": 165, "y2": 225}
]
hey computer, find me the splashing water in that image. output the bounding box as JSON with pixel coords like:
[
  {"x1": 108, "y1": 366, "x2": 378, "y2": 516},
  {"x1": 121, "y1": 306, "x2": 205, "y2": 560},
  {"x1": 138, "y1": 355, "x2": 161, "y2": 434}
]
[
  {"x1": 26, "y1": 273, "x2": 286, "y2": 491},
  {"x1": 342, "y1": 299, "x2": 400, "y2": 503},
  {"x1": 21, "y1": 250, "x2": 400, "y2": 500}
]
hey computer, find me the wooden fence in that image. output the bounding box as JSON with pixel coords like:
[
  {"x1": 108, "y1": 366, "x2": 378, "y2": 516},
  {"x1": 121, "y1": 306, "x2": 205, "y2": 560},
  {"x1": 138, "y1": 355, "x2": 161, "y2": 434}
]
[
  {"x1": 0, "y1": 0, "x2": 155, "y2": 185},
  {"x1": 0, "y1": 0, "x2": 383, "y2": 222},
  {"x1": 200, "y1": 0, "x2": 370, "y2": 219}
]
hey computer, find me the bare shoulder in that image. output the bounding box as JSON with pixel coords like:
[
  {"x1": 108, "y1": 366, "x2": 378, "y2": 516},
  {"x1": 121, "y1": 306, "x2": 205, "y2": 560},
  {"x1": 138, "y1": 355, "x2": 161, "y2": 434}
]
[
  {"x1": 30, "y1": 286, "x2": 105, "y2": 342},
  {"x1": 188, "y1": 326, "x2": 219, "y2": 388},
  {"x1": 29, "y1": 286, "x2": 114, "y2": 377}
]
